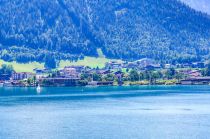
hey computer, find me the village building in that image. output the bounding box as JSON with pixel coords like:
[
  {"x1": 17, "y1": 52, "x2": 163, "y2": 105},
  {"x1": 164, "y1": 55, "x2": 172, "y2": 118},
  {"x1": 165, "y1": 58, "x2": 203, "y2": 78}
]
[
  {"x1": 12, "y1": 72, "x2": 35, "y2": 80},
  {"x1": 133, "y1": 58, "x2": 161, "y2": 70},
  {"x1": 179, "y1": 70, "x2": 202, "y2": 78},
  {"x1": 61, "y1": 67, "x2": 79, "y2": 78},
  {"x1": 188, "y1": 70, "x2": 202, "y2": 77},
  {"x1": 36, "y1": 74, "x2": 48, "y2": 80},
  {"x1": 144, "y1": 64, "x2": 161, "y2": 70},
  {"x1": 105, "y1": 61, "x2": 123, "y2": 69},
  {"x1": 135, "y1": 58, "x2": 155, "y2": 67},
  {"x1": 180, "y1": 77, "x2": 210, "y2": 85},
  {"x1": 64, "y1": 66, "x2": 86, "y2": 73},
  {"x1": 126, "y1": 62, "x2": 138, "y2": 69},
  {"x1": 33, "y1": 68, "x2": 50, "y2": 74},
  {"x1": 164, "y1": 64, "x2": 175, "y2": 69},
  {"x1": 84, "y1": 69, "x2": 110, "y2": 75},
  {"x1": 96, "y1": 70, "x2": 111, "y2": 75}
]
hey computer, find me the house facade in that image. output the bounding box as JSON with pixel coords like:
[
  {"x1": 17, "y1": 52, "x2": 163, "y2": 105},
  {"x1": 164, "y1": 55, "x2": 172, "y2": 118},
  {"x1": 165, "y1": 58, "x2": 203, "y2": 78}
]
[
  {"x1": 12, "y1": 72, "x2": 34, "y2": 80},
  {"x1": 105, "y1": 61, "x2": 123, "y2": 69},
  {"x1": 63, "y1": 67, "x2": 78, "y2": 78}
]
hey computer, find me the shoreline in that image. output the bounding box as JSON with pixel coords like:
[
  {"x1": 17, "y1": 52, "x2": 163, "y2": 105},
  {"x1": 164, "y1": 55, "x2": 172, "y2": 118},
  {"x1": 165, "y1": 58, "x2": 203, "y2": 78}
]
[{"x1": 1, "y1": 84, "x2": 210, "y2": 88}]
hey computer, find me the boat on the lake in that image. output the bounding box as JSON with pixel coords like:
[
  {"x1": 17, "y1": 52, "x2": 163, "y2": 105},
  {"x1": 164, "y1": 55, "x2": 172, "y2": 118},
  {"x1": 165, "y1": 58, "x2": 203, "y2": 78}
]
[
  {"x1": 36, "y1": 84, "x2": 41, "y2": 93},
  {"x1": 0, "y1": 83, "x2": 3, "y2": 87}
]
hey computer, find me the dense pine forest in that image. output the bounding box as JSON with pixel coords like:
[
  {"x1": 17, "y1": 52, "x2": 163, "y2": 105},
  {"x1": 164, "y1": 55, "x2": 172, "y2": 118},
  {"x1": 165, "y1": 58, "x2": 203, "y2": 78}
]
[{"x1": 0, "y1": 0, "x2": 210, "y2": 65}]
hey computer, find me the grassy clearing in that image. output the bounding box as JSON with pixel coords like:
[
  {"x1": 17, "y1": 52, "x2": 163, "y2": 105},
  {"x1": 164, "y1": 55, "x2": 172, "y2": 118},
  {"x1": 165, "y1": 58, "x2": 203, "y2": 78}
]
[
  {"x1": 59, "y1": 56, "x2": 111, "y2": 69},
  {"x1": 59, "y1": 48, "x2": 117, "y2": 69},
  {"x1": 0, "y1": 56, "x2": 111, "y2": 72},
  {"x1": 0, "y1": 49, "x2": 122, "y2": 72},
  {"x1": 0, "y1": 60, "x2": 44, "y2": 73}
]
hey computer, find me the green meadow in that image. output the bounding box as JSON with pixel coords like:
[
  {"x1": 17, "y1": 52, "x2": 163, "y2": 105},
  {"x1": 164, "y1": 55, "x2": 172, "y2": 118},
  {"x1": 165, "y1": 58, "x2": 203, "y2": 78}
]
[
  {"x1": 0, "y1": 60, "x2": 44, "y2": 73},
  {"x1": 0, "y1": 49, "x2": 122, "y2": 72},
  {"x1": 59, "y1": 56, "x2": 111, "y2": 69},
  {"x1": 0, "y1": 57, "x2": 110, "y2": 72}
]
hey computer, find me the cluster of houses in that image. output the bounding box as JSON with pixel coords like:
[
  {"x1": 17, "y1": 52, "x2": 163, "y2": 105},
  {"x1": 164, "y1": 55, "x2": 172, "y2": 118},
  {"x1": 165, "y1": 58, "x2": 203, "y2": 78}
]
[
  {"x1": 106, "y1": 58, "x2": 206, "y2": 70},
  {"x1": 180, "y1": 77, "x2": 210, "y2": 85},
  {"x1": 0, "y1": 58, "x2": 210, "y2": 87},
  {"x1": 105, "y1": 58, "x2": 161, "y2": 70},
  {"x1": 33, "y1": 65, "x2": 124, "y2": 86}
]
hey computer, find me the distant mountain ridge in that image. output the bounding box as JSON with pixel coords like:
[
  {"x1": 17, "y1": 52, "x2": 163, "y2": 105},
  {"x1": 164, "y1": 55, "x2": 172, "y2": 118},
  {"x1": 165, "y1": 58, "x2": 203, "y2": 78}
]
[{"x1": 0, "y1": 0, "x2": 210, "y2": 64}]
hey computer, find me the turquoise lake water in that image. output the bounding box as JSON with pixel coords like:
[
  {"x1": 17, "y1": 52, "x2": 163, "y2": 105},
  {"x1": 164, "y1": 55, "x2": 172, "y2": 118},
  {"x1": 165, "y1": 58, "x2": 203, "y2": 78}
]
[{"x1": 0, "y1": 86, "x2": 210, "y2": 139}]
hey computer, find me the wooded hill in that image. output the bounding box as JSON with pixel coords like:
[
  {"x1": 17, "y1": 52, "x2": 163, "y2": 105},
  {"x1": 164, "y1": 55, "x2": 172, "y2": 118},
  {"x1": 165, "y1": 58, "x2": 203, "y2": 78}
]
[{"x1": 0, "y1": 0, "x2": 210, "y2": 65}]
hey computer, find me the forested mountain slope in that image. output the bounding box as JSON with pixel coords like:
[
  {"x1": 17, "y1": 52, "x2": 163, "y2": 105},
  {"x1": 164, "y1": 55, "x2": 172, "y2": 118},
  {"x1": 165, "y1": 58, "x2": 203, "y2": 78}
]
[
  {"x1": 0, "y1": 0, "x2": 210, "y2": 64},
  {"x1": 181, "y1": 0, "x2": 210, "y2": 15}
]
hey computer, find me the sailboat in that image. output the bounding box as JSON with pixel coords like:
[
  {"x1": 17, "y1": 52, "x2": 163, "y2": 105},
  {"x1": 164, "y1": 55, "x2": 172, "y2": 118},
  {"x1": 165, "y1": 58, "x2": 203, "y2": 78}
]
[
  {"x1": 36, "y1": 84, "x2": 41, "y2": 93},
  {"x1": 0, "y1": 82, "x2": 3, "y2": 87}
]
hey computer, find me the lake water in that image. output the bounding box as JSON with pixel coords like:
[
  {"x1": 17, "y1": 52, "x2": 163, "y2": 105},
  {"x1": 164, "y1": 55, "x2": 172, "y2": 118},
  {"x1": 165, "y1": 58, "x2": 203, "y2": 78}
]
[{"x1": 0, "y1": 86, "x2": 210, "y2": 139}]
